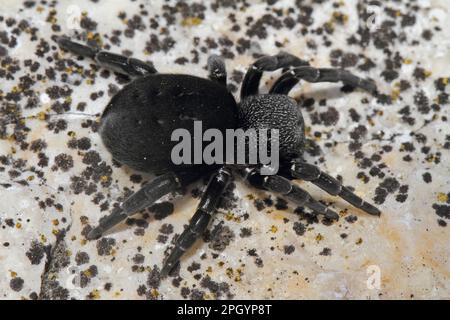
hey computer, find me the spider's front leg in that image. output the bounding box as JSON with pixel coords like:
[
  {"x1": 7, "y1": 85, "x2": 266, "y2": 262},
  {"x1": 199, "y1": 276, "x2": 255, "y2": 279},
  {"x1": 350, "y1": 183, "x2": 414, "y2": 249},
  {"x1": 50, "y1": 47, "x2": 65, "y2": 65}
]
[
  {"x1": 160, "y1": 167, "x2": 232, "y2": 278},
  {"x1": 87, "y1": 172, "x2": 183, "y2": 240},
  {"x1": 240, "y1": 52, "x2": 309, "y2": 99},
  {"x1": 237, "y1": 167, "x2": 339, "y2": 221},
  {"x1": 288, "y1": 159, "x2": 381, "y2": 216},
  {"x1": 57, "y1": 36, "x2": 157, "y2": 77},
  {"x1": 269, "y1": 66, "x2": 377, "y2": 95}
]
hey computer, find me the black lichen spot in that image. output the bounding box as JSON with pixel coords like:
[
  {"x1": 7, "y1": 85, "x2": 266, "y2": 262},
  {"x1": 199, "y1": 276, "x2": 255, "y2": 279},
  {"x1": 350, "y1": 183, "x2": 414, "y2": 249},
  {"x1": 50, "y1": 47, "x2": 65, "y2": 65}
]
[
  {"x1": 319, "y1": 248, "x2": 331, "y2": 256},
  {"x1": 147, "y1": 265, "x2": 161, "y2": 289},
  {"x1": 432, "y1": 204, "x2": 450, "y2": 220},
  {"x1": 345, "y1": 215, "x2": 358, "y2": 223},
  {"x1": 77, "y1": 137, "x2": 91, "y2": 150},
  {"x1": 190, "y1": 289, "x2": 205, "y2": 300},
  {"x1": 159, "y1": 223, "x2": 173, "y2": 234},
  {"x1": 52, "y1": 153, "x2": 73, "y2": 172},
  {"x1": 133, "y1": 253, "x2": 145, "y2": 264},
  {"x1": 293, "y1": 221, "x2": 306, "y2": 236},
  {"x1": 422, "y1": 172, "x2": 432, "y2": 183},
  {"x1": 374, "y1": 177, "x2": 400, "y2": 204},
  {"x1": 253, "y1": 199, "x2": 265, "y2": 211},
  {"x1": 208, "y1": 224, "x2": 235, "y2": 252},
  {"x1": 187, "y1": 261, "x2": 201, "y2": 272},
  {"x1": 380, "y1": 177, "x2": 400, "y2": 193},
  {"x1": 320, "y1": 107, "x2": 339, "y2": 126},
  {"x1": 96, "y1": 237, "x2": 116, "y2": 256},
  {"x1": 275, "y1": 197, "x2": 288, "y2": 210},
  {"x1": 10, "y1": 277, "x2": 24, "y2": 292},
  {"x1": 284, "y1": 245, "x2": 295, "y2": 255},
  {"x1": 149, "y1": 201, "x2": 174, "y2": 220},
  {"x1": 75, "y1": 251, "x2": 90, "y2": 266},
  {"x1": 130, "y1": 174, "x2": 142, "y2": 183},
  {"x1": 239, "y1": 227, "x2": 252, "y2": 238},
  {"x1": 82, "y1": 150, "x2": 101, "y2": 165},
  {"x1": 200, "y1": 275, "x2": 232, "y2": 299},
  {"x1": 437, "y1": 219, "x2": 447, "y2": 227},
  {"x1": 26, "y1": 240, "x2": 46, "y2": 265}
]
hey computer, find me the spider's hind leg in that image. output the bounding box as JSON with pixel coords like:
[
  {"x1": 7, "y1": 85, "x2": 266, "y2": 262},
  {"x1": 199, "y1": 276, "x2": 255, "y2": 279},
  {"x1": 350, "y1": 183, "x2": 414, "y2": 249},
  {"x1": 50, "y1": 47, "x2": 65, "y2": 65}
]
[
  {"x1": 289, "y1": 160, "x2": 381, "y2": 216},
  {"x1": 86, "y1": 172, "x2": 182, "y2": 240},
  {"x1": 269, "y1": 66, "x2": 377, "y2": 95},
  {"x1": 161, "y1": 167, "x2": 232, "y2": 278},
  {"x1": 57, "y1": 36, "x2": 157, "y2": 77}
]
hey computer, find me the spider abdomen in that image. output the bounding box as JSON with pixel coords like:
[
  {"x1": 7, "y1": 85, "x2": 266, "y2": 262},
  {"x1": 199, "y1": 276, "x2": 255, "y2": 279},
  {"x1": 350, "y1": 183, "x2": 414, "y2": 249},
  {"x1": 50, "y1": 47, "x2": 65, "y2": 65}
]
[
  {"x1": 99, "y1": 74, "x2": 238, "y2": 174},
  {"x1": 238, "y1": 94, "x2": 305, "y2": 160}
]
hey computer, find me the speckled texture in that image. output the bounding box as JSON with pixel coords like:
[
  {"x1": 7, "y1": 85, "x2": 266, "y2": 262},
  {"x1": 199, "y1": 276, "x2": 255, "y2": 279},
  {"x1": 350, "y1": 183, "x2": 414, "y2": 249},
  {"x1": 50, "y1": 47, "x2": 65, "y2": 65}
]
[{"x1": 0, "y1": 0, "x2": 449, "y2": 300}]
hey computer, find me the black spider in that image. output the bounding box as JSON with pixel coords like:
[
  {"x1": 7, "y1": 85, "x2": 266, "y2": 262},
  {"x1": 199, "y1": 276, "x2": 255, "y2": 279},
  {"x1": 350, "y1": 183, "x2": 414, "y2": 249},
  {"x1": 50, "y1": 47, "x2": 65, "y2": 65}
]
[{"x1": 57, "y1": 37, "x2": 381, "y2": 278}]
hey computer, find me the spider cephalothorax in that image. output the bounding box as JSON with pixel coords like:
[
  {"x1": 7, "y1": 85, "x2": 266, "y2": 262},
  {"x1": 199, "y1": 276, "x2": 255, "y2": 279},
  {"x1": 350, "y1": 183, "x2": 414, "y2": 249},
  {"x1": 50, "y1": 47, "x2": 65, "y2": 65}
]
[{"x1": 58, "y1": 37, "x2": 380, "y2": 277}]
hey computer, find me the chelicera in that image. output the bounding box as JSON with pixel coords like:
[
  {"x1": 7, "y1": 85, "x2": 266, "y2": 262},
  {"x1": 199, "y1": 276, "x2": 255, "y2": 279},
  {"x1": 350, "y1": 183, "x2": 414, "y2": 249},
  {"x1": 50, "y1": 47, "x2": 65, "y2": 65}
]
[{"x1": 58, "y1": 36, "x2": 381, "y2": 277}]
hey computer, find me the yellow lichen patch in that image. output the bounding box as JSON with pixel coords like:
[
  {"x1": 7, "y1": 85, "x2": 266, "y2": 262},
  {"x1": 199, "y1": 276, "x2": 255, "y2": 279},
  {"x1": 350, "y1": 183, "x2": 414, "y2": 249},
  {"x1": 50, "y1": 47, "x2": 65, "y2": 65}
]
[
  {"x1": 391, "y1": 89, "x2": 400, "y2": 101},
  {"x1": 442, "y1": 78, "x2": 449, "y2": 85},
  {"x1": 10, "y1": 271, "x2": 17, "y2": 278},
  {"x1": 181, "y1": 17, "x2": 202, "y2": 27},
  {"x1": 332, "y1": 11, "x2": 348, "y2": 24},
  {"x1": 27, "y1": 175, "x2": 35, "y2": 181},
  {"x1": 52, "y1": 219, "x2": 59, "y2": 226},
  {"x1": 356, "y1": 238, "x2": 363, "y2": 245},
  {"x1": 52, "y1": 229, "x2": 60, "y2": 236},
  {"x1": 424, "y1": 70, "x2": 432, "y2": 78},
  {"x1": 150, "y1": 289, "x2": 159, "y2": 299},
  {"x1": 234, "y1": 269, "x2": 243, "y2": 282},
  {"x1": 89, "y1": 289, "x2": 101, "y2": 299},
  {"x1": 15, "y1": 222, "x2": 22, "y2": 229},
  {"x1": 83, "y1": 269, "x2": 92, "y2": 278},
  {"x1": 40, "y1": 234, "x2": 47, "y2": 243},
  {"x1": 225, "y1": 212, "x2": 235, "y2": 221},
  {"x1": 315, "y1": 233, "x2": 324, "y2": 242},
  {"x1": 403, "y1": 58, "x2": 412, "y2": 65},
  {"x1": 100, "y1": 175, "x2": 109, "y2": 183},
  {"x1": 437, "y1": 192, "x2": 448, "y2": 203},
  {"x1": 37, "y1": 111, "x2": 47, "y2": 120},
  {"x1": 323, "y1": 21, "x2": 334, "y2": 33},
  {"x1": 226, "y1": 267, "x2": 234, "y2": 278},
  {"x1": 206, "y1": 266, "x2": 212, "y2": 273},
  {"x1": 269, "y1": 225, "x2": 278, "y2": 233}
]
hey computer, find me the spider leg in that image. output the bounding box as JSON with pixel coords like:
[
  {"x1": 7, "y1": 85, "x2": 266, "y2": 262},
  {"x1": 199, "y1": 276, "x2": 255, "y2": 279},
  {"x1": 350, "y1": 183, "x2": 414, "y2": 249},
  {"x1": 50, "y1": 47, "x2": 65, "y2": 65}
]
[
  {"x1": 86, "y1": 172, "x2": 182, "y2": 240},
  {"x1": 207, "y1": 54, "x2": 227, "y2": 86},
  {"x1": 289, "y1": 160, "x2": 381, "y2": 216},
  {"x1": 237, "y1": 167, "x2": 339, "y2": 220},
  {"x1": 160, "y1": 167, "x2": 232, "y2": 278},
  {"x1": 57, "y1": 36, "x2": 157, "y2": 77},
  {"x1": 269, "y1": 66, "x2": 377, "y2": 95},
  {"x1": 240, "y1": 52, "x2": 309, "y2": 99}
]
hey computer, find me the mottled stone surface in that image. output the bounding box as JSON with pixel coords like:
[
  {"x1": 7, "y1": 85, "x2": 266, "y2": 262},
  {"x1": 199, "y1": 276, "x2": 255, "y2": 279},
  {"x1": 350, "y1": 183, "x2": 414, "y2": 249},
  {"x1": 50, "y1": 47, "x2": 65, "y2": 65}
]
[{"x1": 0, "y1": 0, "x2": 449, "y2": 300}]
